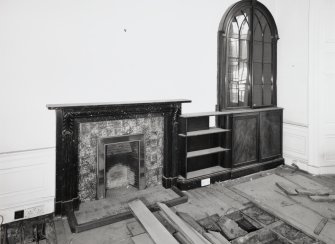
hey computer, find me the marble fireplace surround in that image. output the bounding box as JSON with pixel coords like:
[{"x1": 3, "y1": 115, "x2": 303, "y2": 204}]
[
  {"x1": 80, "y1": 118, "x2": 161, "y2": 201},
  {"x1": 47, "y1": 99, "x2": 190, "y2": 216}
]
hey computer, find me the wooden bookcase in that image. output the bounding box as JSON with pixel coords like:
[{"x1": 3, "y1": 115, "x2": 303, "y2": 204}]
[
  {"x1": 178, "y1": 113, "x2": 231, "y2": 180},
  {"x1": 177, "y1": 108, "x2": 284, "y2": 190}
]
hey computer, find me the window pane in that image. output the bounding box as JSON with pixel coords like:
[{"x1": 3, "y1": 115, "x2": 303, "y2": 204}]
[
  {"x1": 252, "y1": 9, "x2": 274, "y2": 107},
  {"x1": 253, "y1": 85, "x2": 263, "y2": 106},
  {"x1": 240, "y1": 10, "x2": 251, "y2": 40},
  {"x1": 264, "y1": 63, "x2": 272, "y2": 84},
  {"x1": 229, "y1": 82, "x2": 239, "y2": 106},
  {"x1": 264, "y1": 43, "x2": 272, "y2": 63},
  {"x1": 263, "y1": 85, "x2": 273, "y2": 105},
  {"x1": 226, "y1": 8, "x2": 251, "y2": 108},
  {"x1": 264, "y1": 25, "x2": 272, "y2": 42},
  {"x1": 253, "y1": 41, "x2": 262, "y2": 62},
  {"x1": 240, "y1": 40, "x2": 249, "y2": 60},
  {"x1": 238, "y1": 83, "x2": 249, "y2": 106},
  {"x1": 253, "y1": 21, "x2": 263, "y2": 42},
  {"x1": 228, "y1": 61, "x2": 239, "y2": 82},
  {"x1": 253, "y1": 62, "x2": 262, "y2": 85},
  {"x1": 228, "y1": 20, "x2": 239, "y2": 39},
  {"x1": 228, "y1": 39, "x2": 239, "y2": 58}
]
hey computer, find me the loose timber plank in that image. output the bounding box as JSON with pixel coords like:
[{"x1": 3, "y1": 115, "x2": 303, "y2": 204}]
[
  {"x1": 275, "y1": 182, "x2": 298, "y2": 195},
  {"x1": 176, "y1": 212, "x2": 205, "y2": 235},
  {"x1": 131, "y1": 233, "x2": 155, "y2": 244},
  {"x1": 314, "y1": 218, "x2": 328, "y2": 235},
  {"x1": 208, "y1": 231, "x2": 230, "y2": 244},
  {"x1": 275, "y1": 173, "x2": 332, "y2": 193},
  {"x1": 157, "y1": 202, "x2": 210, "y2": 244},
  {"x1": 128, "y1": 200, "x2": 178, "y2": 244},
  {"x1": 232, "y1": 174, "x2": 335, "y2": 243},
  {"x1": 309, "y1": 195, "x2": 335, "y2": 202},
  {"x1": 174, "y1": 232, "x2": 192, "y2": 244},
  {"x1": 295, "y1": 188, "x2": 330, "y2": 196}
]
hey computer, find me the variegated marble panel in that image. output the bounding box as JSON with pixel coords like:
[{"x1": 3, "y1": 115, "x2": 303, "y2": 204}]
[{"x1": 78, "y1": 115, "x2": 164, "y2": 201}]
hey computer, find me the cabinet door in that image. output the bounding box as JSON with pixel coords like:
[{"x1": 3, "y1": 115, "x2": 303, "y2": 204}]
[
  {"x1": 260, "y1": 110, "x2": 282, "y2": 160},
  {"x1": 232, "y1": 113, "x2": 259, "y2": 167}
]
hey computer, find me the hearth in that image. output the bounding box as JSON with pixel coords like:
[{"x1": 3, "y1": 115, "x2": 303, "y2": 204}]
[{"x1": 97, "y1": 134, "x2": 145, "y2": 199}]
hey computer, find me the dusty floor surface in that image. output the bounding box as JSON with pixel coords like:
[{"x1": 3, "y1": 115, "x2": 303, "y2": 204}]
[{"x1": 53, "y1": 166, "x2": 335, "y2": 244}]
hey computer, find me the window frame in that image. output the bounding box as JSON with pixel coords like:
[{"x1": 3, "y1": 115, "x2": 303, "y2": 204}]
[{"x1": 217, "y1": 0, "x2": 279, "y2": 110}]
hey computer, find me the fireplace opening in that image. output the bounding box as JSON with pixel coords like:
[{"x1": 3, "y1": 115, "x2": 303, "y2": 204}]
[{"x1": 97, "y1": 134, "x2": 145, "y2": 199}]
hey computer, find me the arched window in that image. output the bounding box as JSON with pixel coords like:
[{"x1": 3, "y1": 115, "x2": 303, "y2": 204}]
[{"x1": 217, "y1": 0, "x2": 279, "y2": 110}]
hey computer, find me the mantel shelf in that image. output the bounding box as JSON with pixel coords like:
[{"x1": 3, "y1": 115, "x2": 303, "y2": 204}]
[
  {"x1": 179, "y1": 127, "x2": 230, "y2": 137},
  {"x1": 187, "y1": 147, "x2": 229, "y2": 159},
  {"x1": 47, "y1": 99, "x2": 191, "y2": 110}
]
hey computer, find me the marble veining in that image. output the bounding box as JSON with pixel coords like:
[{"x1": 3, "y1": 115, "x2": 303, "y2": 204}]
[{"x1": 78, "y1": 115, "x2": 164, "y2": 201}]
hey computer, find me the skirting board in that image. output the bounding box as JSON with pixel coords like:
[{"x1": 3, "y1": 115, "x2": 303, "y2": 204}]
[
  {"x1": 0, "y1": 148, "x2": 55, "y2": 224},
  {"x1": 284, "y1": 154, "x2": 335, "y2": 175},
  {"x1": 0, "y1": 197, "x2": 54, "y2": 225}
]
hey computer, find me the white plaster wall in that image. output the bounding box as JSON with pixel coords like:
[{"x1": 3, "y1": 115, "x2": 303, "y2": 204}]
[
  {"x1": 277, "y1": 0, "x2": 335, "y2": 174},
  {"x1": 0, "y1": 0, "x2": 240, "y2": 223},
  {"x1": 0, "y1": 0, "x2": 242, "y2": 153},
  {"x1": 1, "y1": 0, "x2": 312, "y2": 223},
  {"x1": 276, "y1": 0, "x2": 309, "y2": 126},
  {"x1": 308, "y1": 0, "x2": 335, "y2": 174},
  {"x1": 274, "y1": 0, "x2": 310, "y2": 170}
]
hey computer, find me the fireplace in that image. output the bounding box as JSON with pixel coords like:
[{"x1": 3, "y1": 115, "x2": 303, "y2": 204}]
[
  {"x1": 47, "y1": 99, "x2": 191, "y2": 215},
  {"x1": 97, "y1": 134, "x2": 145, "y2": 199}
]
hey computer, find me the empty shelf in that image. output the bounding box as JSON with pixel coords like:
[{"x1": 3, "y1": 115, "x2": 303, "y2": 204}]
[
  {"x1": 179, "y1": 127, "x2": 230, "y2": 137},
  {"x1": 187, "y1": 166, "x2": 229, "y2": 179},
  {"x1": 187, "y1": 147, "x2": 229, "y2": 158}
]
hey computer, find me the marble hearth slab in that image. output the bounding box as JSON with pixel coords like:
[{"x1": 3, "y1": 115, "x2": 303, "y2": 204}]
[{"x1": 74, "y1": 185, "x2": 179, "y2": 225}]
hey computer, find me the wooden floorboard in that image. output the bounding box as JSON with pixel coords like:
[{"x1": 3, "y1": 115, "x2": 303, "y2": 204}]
[
  {"x1": 157, "y1": 202, "x2": 210, "y2": 244},
  {"x1": 54, "y1": 167, "x2": 335, "y2": 244},
  {"x1": 232, "y1": 174, "x2": 335, "y2": 243},
  {"x1": 75, "y1": 185, "x2": 179, "y2": 224},
  {"x1": 128, "y1": 200, "x2": 178, "y2": 244}
]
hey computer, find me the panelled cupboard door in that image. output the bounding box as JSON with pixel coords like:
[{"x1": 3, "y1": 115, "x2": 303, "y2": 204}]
[
  {"x1": 260, "y1": 110, "x2": 282, "y2": 160},
  {"x1": 232, "y1": 113, "x2": 259, "y2": 167}
]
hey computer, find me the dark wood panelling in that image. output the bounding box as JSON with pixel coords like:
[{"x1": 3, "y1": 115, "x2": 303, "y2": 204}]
[
  {"x1": 187, "y1": 154, "x2": 219, "y2": 172},
  {"x1": 187, "y1": 134, "x2": 219, "y2": 152},
  {"x1": 177, "y1": 170, "x2": 231, "y2": 190},
  {"x1": 187, "y1": 117, "x2": 209, "y2": 132},
  {"x1": 232, "y1": 114, "x2": 259, "y2": 167},
  {"x1": 260, "y1": 110, "x2": 282, "y2": 160}
]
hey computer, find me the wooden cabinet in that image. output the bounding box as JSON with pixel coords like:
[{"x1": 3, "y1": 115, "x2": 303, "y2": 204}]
[
  {"x1": 177, "y1": 108, "x2": 283, "y2": 190},
  {"x1": 260, "y1": 110, "x2": 282, "y2": 161},
  {"x1": 232, "y1": 113, "x2": 259, "y2": 167}
]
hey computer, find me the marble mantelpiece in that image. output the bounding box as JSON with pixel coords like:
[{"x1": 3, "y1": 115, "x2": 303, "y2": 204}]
[{"x1": 47, "y1": 99, "x2": 191, "y2": 215}]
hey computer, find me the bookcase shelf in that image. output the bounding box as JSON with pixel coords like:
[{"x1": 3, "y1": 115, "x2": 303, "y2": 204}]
[
  {"x1": 186, "y1": 165, "x2": 229, "y2": 179},
  {"x1": 178, "y1": 114, "x2": 230, "y2": 180},
  {"x1": 179, "y1": 127, "x2": 230, "y2": 137},
  {"x1": 187, "y1": 147, "x2": 229, "y2": 159}
]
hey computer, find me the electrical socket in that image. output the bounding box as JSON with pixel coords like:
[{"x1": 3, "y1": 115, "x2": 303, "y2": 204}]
[{"x1": 201, "y1": 178, "x2": 210, "y2": 187}]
